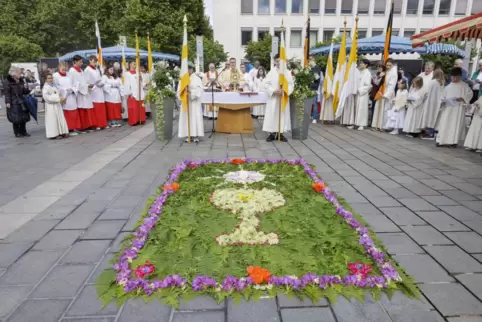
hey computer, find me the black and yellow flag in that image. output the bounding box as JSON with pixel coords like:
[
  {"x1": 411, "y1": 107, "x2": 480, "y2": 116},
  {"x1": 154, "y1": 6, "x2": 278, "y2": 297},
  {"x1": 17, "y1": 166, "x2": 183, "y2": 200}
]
[
  {"x1": 304, "y1": 15, "x2": 310, "y2": 67},
  {"x1": 375, "y1": 0, "x2": 394, "y2": 101}
]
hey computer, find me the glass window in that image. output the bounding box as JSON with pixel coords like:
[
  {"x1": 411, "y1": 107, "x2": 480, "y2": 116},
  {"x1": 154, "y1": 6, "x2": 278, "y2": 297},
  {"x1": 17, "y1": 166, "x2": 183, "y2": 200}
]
[
  {"x1": 422, "y1": 0, "x2": 434, "y2": 14},
  {"x1": 341, "y1": 0, "x2": 353, "y2": 14},
  {"x1": 290, "y1": 30, "x2": 302, "y2": 47},
  {"x1": 392, "y1": 28, "x2": 400, "y2": 36},
  {"x1": 456, "y1": 0, "x2": 466, "y2": 16},
  {"x1": 374, "y1": 0, "x2": 386, "y2": 14},
  {"x1": 358, "y1": 29, "x2": 367, "y2": 39},
  {"x1": 309, "y1": 0, "x2": 320, "y2": 14},
  {"x1": 275, "y1": 0, "x2": 286, "y2": 13},
  {"x1": 406, "y1": 0, "x2": 419, "y2": 14},
  {"x1": 325, "y1": 0, "x2": 337, "y2": 13},
  {"x1": 358, "y1": 0, "x2": 370, "y2": 14},
  {"x1": 403, "y1": 29, "x2": 416, "y2": 37},
  {"x1": 439, "y1": 0, "x2": 451, "y2": 14},
  {"x1": 394, "y1": 0, "x2": 403, "y2": 14},
  {"x1": 323, "y1": 29, "x2": 335, "y2": 41},
  {"x1": 241, "y1": 0, "x2": 253, "y2": 14},
  {"x1": 472, "y1": 1, "x2": 482, "y2": 14},
  {"x1": 258, "y1": 28, "x2": 270, "y2": 40},
  {"x1": 274, "y1": 29, "x2": 285, "y2": 41},
  {"x1": 310, "y1": 30, "x2": 318, "y2": 46},
  {"x1": 291, "y1": 0, "x2": 303, "y2": 13},
  {"x1": 258, "y1": 0, "x2": 270, "y2": 14},
  {"x1": 241, "y1": 29, "x2": 253, "y2": 46},
  {"x1": 371, "y1": 29, "x2": 384, "y2": 36}
]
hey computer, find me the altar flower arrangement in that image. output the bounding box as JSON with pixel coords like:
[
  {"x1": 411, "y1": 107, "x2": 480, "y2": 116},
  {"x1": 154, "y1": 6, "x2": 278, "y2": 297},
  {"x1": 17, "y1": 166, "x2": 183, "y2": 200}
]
[{"x1": 290, "y1": 66, "x2": 316, "y2": 138}]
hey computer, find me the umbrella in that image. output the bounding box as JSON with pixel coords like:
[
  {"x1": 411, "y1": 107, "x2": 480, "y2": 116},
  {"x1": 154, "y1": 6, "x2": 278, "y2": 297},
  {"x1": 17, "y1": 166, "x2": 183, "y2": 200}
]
[
  {"x1": 59, "y1": 45, "x2": 179, "y2": 62},
  {"x1": 311, "y1": 35, "x2": 466, "y2": 57},
  {"x1": 24, "y1": 95, "x2": 38, "y2": 124}
]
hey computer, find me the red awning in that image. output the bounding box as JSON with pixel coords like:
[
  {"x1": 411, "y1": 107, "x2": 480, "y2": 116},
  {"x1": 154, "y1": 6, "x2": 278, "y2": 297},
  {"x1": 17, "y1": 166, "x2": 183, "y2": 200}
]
[{"x1": 411, "y1": 12, "x2": 482, "y2": 48}]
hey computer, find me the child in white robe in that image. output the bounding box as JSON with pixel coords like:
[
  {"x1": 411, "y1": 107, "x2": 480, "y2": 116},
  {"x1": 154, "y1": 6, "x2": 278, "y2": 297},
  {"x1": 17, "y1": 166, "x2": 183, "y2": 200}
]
[
  {"x1": 420, "y1": 69, "x2": 445, "y2": 139},
  {"x1": 387, "y1": 79, "x2": 408, "y2": 135},
  {"x1": 252, "y1": 67, "x2": 267, "y2": 118},
  {"x1": 464, "y1": 96, "x2": 482, "y2": 152},
  {"x1": 42, "y1": 73, "x2": 69, "y2": 139},
  {"x1": 403, "y1": 77, "x2": 425, "y2": 137}
]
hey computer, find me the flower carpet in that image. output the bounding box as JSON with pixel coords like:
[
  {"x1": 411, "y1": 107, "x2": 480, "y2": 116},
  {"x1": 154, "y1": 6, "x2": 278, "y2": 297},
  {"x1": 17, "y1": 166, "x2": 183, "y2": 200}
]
[{"x1": 96, "y1": 158, "x2": 420, "y2": 307}]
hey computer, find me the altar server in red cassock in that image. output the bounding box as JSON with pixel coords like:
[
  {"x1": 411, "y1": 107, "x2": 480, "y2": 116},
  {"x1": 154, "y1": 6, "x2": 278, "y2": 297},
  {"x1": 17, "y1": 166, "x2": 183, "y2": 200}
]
[
  {"x1": 54, "y1": 62, "x2": 81, "y2": 135},
  {"x1": 124, "y1": 61, "x2": 146, "y2": 126},
  {"x1": 68, "y1": 55, "x2": 95, "y2": 130},
  {"x1": 84, "y1": 55, "x2": 108, "y2": 129}
]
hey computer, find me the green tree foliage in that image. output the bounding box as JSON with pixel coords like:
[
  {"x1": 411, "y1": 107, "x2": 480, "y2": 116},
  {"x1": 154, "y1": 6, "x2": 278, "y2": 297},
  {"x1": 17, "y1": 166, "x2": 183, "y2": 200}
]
[
  {"x1": 0, "y1": 36, "x2": 44, "y2": 74},
  {"x1": 312, "y1": 37, "x2": 342, "y2": 72},
  {"x1": 244, "y1": 35, "x2": 273, "y2": 70},
  {"x1": 188, "y1": 36, "x2": 228, "y2": 70}
]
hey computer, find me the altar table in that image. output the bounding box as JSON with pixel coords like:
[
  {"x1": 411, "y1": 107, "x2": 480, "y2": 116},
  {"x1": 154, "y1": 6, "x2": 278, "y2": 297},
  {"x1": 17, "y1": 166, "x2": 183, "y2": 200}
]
[{"x1": 201, "y1": 92, "x2": 268, "y2": 134}]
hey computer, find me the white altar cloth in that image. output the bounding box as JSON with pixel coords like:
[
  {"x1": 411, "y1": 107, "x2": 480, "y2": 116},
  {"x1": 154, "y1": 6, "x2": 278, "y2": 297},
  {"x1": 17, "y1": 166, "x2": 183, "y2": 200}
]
[{"x1": 201, "y1": 92, "x2": 268, "y2": 105}]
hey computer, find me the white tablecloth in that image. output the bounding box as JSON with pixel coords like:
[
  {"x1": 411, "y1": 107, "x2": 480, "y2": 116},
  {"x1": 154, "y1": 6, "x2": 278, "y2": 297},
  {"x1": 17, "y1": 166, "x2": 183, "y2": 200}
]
[{"x1": 201, "y1": 92, "x2": 268, "y2": 105}]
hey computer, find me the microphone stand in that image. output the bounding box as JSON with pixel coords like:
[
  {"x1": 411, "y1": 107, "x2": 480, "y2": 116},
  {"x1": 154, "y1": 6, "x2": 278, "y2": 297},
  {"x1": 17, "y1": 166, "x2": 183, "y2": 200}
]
[{"x1": 206, "y1": 67, "x2": 228, "y2": 138}]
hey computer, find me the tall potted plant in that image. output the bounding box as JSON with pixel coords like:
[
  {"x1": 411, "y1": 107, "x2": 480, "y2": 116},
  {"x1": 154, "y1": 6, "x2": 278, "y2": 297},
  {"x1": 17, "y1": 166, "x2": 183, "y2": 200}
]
[
  {"x1": 290, "y1": 66, "x2": 316, "y2": 140},
  {"x1": 145, "y1": 61, "x2": 179, "y2": 142}
]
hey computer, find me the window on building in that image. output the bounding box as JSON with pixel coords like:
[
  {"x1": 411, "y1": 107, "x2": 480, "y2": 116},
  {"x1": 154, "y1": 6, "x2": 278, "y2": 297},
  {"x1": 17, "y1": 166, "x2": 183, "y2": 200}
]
[
  {"x1": 394, "y1": 0, "x2": 403, "y2": 14},
  {"x1": 241, "y1": 0, "x2": 253, "y2": 14},
  {"x1": 344, "y1": 29, "x2": 351, "y2": 38},
  {"x1": 291, "y1": 0, "x2": 303, "y2": 13},
  {"x1": 323, "y1": 29, "x2": 335, "y2": 41},
  {"x1": 439, "y1": 0, "x2": 451, "y2": 14},
  {"x1": 406, "y1": 0, "x2": 419, "y2": 14},
  {"x1": 371, "y1": 29, "x2": 384, "y2": 36},
  {"x1": 290, "y1": 30, "x2": 302, "y2": 47},
  {"x1": 392, "y1": 28, "x2": 400, "y2": 36},
  {"x1": 454, "y1": 0, "x2": 467, "y2": 15},
  {"x1": 309, "y1": 0, "x2": 320, "y2": 14},
  {"x1": 258, "y1": 28, "x2": 270, "y2": 40},
  {"x1": 422, "y1": 0, "x2": 434, "y2": 14},
  {"x1": 341, "y1": 0, "x2": 353, "y2": 14},
  {"x1": 258, "y1": 0, "x2": 270, "y2": 14},
  {"x1": 325, "y1": 0, "x2": 337, "y2": 14},
  {"x1": 310, "y1": 30, "x2": 318, "y2": 46},
  {"x1": 472, "y1": 1, "x2": 482, "y2": 14},
  {"x1": 241, "y1": 28, "x2": 253, "y2": 46},
  {"x1": 358, "y1": 29, "x2": 367, "y2": 39},
  {"x1": 274, "y1": 29, "x2": 285, "y2": 41},
  {"x1": 403, "y1": 29, "x2": 416, "y2": 37},
  {"x1": 275, "y1": 0, "x2": 286, "y2": 13},
  {"x1": 358, "y1": 0, "x2": 370, "y2": 14},
  {"x1": 373, "y1": 0, "x2": 386, "y2": 14}
]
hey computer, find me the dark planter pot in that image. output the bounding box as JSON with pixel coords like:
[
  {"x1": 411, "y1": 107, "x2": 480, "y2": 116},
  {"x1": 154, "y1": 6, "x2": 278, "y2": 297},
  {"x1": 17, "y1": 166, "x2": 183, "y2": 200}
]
[
  {"x1": 151, "y1": 97, "x2": 175, "y2": 141},
  {"x1": 290, "y1": 97, "x2": 315, "y2": 140}
]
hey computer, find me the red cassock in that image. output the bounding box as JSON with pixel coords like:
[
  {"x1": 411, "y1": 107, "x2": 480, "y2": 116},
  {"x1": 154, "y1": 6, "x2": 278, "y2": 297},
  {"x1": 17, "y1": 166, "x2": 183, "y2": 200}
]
[
  {"x1": 78, "y1": 108, "x2": 96, "y2": 130},
  {"x1": 63, "y1": 110, "x2": 82, "y2": 131},
  {"x1": 106, "y1": 102, "x2": 122, "y2": 120},
  {"x1": 93, "y1": 102, "x2": 108, "y2": 128},
  {"x1": 127, "y1": 96, "x2": 146, "y2": 126}
]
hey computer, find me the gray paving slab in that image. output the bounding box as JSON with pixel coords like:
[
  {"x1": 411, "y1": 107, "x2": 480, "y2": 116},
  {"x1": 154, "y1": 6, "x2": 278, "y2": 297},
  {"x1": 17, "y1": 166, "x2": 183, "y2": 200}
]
[
  {"x1": 0, "y1": 242, "x2": 33, "y2": 268},
  {"x1": 439, "y1": 206, "x2": 482, "y2": 221},
  {"x1": 173, "y1": 311, "x2": 225, "y2": 322},
  {"x1": 402, "y1": 225, "x2": 453, "y2": 245},
  {"x1": 394, "y1": 254, "x2": 454, "y2": 283},
  {"x1": 331, "y1": 295, "x2": 390, "y2": 322},
  {"x1": 118, "y1": 299, "x2": 171, "y2": 322},
  {"x1": 456, "y1": 274, "x2": 482, "y2": 302},
  {"x1": 281, "y1": 307, "x2": 336, "y2": 322},
  {"x1": 8, "y1": 299, "x2": 72, "y2": 322},
  {"x1": 227, "y1": 298, "x2": 280, "y2": 322},
  {"x1": 379, "y1": 207, "x2": 427, "y2": 226},
  {"x1": 447, "y1": 317, "x2": 482, "y2": 322},
  {"x1": 60, "y1": 240, "x2": 111, "y2": 265},
  {"x1": 32, "y1": 229, "x2": 84, "y2": 250},
  {"x1": 80, "y1": 220, "x2": 126, "y2": 240},
  {"x1": 0, "y1": 285, "x2": 33, "y2": 318},
  {"x1": 422, "y1": 195, "x2": 460, "y2": 206},
  {"x1": 56, "y1": 211, "x2": 102, "y2": 230},
  {"x1": 398, "y1": 198, "x2": 439, "y2": 212},
  {"x1": 178, "y1": 295, "x2": 225, "y2": 310},
  {"x1": 60, "y1": 318, "x2": 116, "y2": 322},
  {"x1": 424, "y1": 245, "x2": 482, "y2": 274},
  {"x1": 420, "y1": 283, "x2": 482, "y2": 316},
  {"x1": 277, "y1": 294, "x2": 328, "y2": 307},
  {"x1": 444, "y1": 232, "x2": 482, "y2": 253},
  {"x1": 66, "y1": 285, "x2": 119, "y2": 317},
  {"x1": 88, "y1": 253, "x2": 115, "y2": 284},
  {"x1": 416, "y1": 211, "x2": 471, "y2": 232},
  {"x1": 3, "y1": 219, "x2": 60, "y2": 243}
]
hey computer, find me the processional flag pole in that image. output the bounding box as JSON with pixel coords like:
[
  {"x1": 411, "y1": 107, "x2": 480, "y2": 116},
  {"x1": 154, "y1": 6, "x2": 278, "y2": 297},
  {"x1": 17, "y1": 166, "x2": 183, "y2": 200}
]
[
  {"x1": 180, "y1": 15, "x2": 192, "y2": 143},
  {"x1": 278, "y1": 20, "x2": 288, "y2": 143}
]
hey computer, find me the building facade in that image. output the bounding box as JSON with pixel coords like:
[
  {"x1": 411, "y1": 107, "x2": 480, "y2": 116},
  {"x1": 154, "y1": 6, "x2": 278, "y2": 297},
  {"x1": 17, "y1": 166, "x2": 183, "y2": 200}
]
[{"x1": 212, "y1": 0, "x2": 481, "y2": 64}]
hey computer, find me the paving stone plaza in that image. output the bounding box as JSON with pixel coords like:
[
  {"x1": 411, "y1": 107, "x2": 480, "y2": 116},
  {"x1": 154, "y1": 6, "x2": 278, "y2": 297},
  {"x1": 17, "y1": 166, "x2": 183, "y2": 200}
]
[{"x1": 0, "y1": 115, "x2": 481, "y2": 322}]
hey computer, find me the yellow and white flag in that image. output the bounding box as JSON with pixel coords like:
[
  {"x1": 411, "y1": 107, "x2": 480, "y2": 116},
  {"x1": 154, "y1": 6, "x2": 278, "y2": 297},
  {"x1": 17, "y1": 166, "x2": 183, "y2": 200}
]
[
  {"x1": 95, "y1": 21, "x2": 103, "y2": 70},
  {"x1": 279, "y1": 29, "x2": 289, "y2": 111},
  {"x1": 336, "y1": 17, "x2": 359, "y2": 118},
  {"x1": 147, "y1": 32, "x2": 153, "y2": 73},
  {"x1": 179, "y1": 15, "x2": 190, "y2": 112},
  {"x1": 332, "y1": 23, "x2": 347, "y2": 113},
  {"x1": 323, "y1": 39, "x2": 334, "y2": 99}
]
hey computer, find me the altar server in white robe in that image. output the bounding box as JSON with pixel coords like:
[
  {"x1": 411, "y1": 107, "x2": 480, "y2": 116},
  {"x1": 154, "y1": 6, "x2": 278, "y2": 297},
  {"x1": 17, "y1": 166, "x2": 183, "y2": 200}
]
[
  {"x1": 403, "y1": 77, "x2": 425, "y2": 136},
  {"x1": 84, "y1": 55, "x2": 108, "y2": 130},
  {"x1": 372, "y1": 59, "x2": 398, "y2": 130},
  {"x1": 252, "y1": 67, "x2": 267, "y2": 118},
  {"x1": 42, "y1": 73, "x2": 69, "y2": 139},
  {"x1": 54, "y1": 62, "x2": 81, "y2": 135},
  {"x1": 464, "y1": 96, "x2": 482, "y2": 152},
  {"x1": 354, "y1": 59, "x2": 372, "y2": 130},
  {"x1": 240, "y1": 64, "x2": 251, "y2": 91},
  {"x1": 387, "y1": 80, "x2": 408, "y2": 134},
  {"x1": 102, "y1": 66, "x2": 124, "y2": 127},
  {"x1": 263, "y1": 54, "x2": 294, "y2": 142},
  {"x1": 124, "y1": 61, "x2": 146, "y2": 126},
  {"x1": 436, "y1": 67, "x2": 473, "y2": 147},
  {"x1": 249, "y1": 61, "x2": 260, "y2": 85},
  {"x1": 68, "y1": 55, "x2": 95, "y2": 130},
  {"x1": 140, "y1": 65, "x2": 152, "y2": 114},
  {"x1": 178, "y1": 64, "x2": 204, "y2": 143},
  {"x1": 420, "y1": 69, "x2": 445, "y2": 139},
  {"x1": 417, "y1": 61, "x2": 435, "y2": 96},
  {"x1": 203, "y1": 63, "x2": 219, "y2": 119}
]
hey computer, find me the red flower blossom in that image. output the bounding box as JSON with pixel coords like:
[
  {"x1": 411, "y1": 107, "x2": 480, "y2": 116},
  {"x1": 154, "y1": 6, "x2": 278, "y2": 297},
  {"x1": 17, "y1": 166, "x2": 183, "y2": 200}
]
[
  {"x1": 247, "y1": 266, "x2": 271, "y2": 284},
  {"x1": 135, "y1": 261, "x2": 155, "y2": 278},
  {"x1": 312, "y1": 182, "x2": 325, "y2": 193},
  {"x1": 163, "y1": 183, "x2": 180, "y2": 192},
  {"x1": 348, "y1": 262, "x2": 372, "y2": 278},
  {"x1": 231, "y1": 158, "x2": 245, "y2": 165},
  {"x1": 189, "y1": 164, "x2": 198, "y2": 169}
]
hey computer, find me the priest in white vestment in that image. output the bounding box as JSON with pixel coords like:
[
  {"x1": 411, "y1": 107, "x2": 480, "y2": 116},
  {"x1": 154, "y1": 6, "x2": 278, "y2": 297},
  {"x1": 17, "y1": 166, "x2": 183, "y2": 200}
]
[
  {"x1": 436, "y1": 68, "x2": 473, "y2": 147},
  {"x1": 248, "y1": 60, "x2": 260, "y2": 85},
  {"x1": 240, "y1": 64, "x2": 251, "y2": 91},
  {"x1": 354, "y1": 59, "x2": 372, "y2": 130},
  {"x1": 464, "y1": 96, "x2": 482, "y2": 152},
  {"x1": 219, "y1": 57, "x2": 246, "y2": 91},
  {"x1": 84, "y1": 55, "x2": 108, "y2": 130},
  {"x1": 203, "y1": 63, "x2": 220, "y2": 119},
  {"x1": 403, "y1": 77, "x2": 425, "y2": 136},
  {"x1": 42, "y1": 73, "x2": 69, "y2": 139},
  {"x1": 54, "y1": 62, "x2": 81, "y2": 135},
  {"x1": 178, "y1": 64, "x2": 204, "y2": 143},
  {"x1": 420, "y1": 69, "x2": 445, "y2": 139},
  {"x1": 68, "y1": 55, "x2": 94, "y2": 130},
  {"x1": 372, "y1": 59, "x2": 397, "y2": 130},
  {"x1": 262, "y1": 54, "x2": 294, "y2": 142}
]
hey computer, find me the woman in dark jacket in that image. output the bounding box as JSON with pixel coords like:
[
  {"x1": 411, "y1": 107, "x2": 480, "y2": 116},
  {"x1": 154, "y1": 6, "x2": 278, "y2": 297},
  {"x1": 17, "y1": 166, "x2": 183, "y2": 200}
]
[{"x1": 3, "y1": 66, "x2": 31, "y2": 137}]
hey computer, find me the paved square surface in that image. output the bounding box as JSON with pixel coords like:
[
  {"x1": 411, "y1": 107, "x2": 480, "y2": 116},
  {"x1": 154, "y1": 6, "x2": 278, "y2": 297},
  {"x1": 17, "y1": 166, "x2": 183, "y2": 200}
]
[{"x1": 0, "y1": 114, "x2": 481, "y2": 321}]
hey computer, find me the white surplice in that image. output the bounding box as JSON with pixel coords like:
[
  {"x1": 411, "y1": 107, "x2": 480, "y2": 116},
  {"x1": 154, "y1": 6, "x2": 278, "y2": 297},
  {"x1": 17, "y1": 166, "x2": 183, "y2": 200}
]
[
  {"x1": 262, "y1": 67, "x2": 294, "y2": 133},
  {"x1": 420, "y1": 79, "x2": 444, "y2": 129},
  {"x1": 464, "y1": 97, "x2": 482, "y2": 150},
  {"x1": 203, "y1": 71, "x2": 219, "y2": 118},
  {"x1": 141, "y1": 72, "x2": 152, "y2": 112},
  {"x1": 403, "y1": 87, "x2": 425, "y2": 133},
  {"x1": 341, "y1": 95, "x2": 356, "y2": 125},
  {"x1": 84, "y1": 66, "x2": 105, "y2": 103},
  {"x1": 320, "y1": 97, "x2": 335, "y2": 121},
  {"x1": 67, "y1": 67, "x2": 92, "y2": 109},
  {"x1": 355, "y1": 68, "x2": 372, "y2": 127},
  {"x1": 252, "y1": 77, "x2": 266, "y2": 116},
  {"x1": 386, "y1": 89, "x2": 408, "y2": 130},
  {"x1": 436, "y1": 81, "x2": 473, "y2": 145},
  {"x1": 418, "y1": 71, "x2": 434, "y2": 95},
  {"x1": 42, "y1": 83, "x2": 69, "y2": 138},
  {"x1": 178, "y1": 73, "x2": 204, "y2": 138},
  {"x1": 372, "y1": 66, "x2": 397, "y2": 129},
  {"x1": 53, "y1": 72, "x2": 77, "y2": 111},
  {"x1": 102, "y1": 75, "x2": 124, "y2": 103},
  {"x1": 124, "y1": 71, "x2": 146, "y2": 100}
]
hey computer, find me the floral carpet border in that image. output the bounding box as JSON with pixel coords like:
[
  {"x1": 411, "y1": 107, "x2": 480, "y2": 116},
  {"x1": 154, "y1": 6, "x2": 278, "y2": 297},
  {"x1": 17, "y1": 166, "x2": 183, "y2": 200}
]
[{"x1": 113, "y1": 158, "x2": 402, "y2": 295}]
